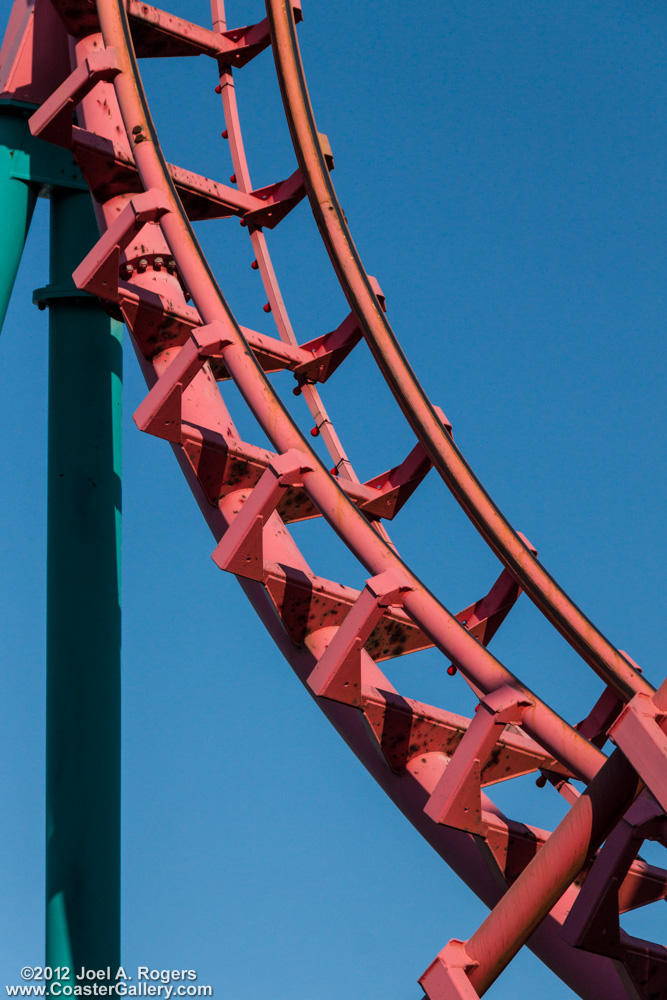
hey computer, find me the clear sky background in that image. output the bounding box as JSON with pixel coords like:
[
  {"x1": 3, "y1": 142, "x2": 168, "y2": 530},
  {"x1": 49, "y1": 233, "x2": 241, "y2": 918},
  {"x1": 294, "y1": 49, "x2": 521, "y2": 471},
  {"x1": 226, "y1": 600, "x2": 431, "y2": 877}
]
[{"x1": 1, "y1": 1, "x2": 665, "y2": 998}]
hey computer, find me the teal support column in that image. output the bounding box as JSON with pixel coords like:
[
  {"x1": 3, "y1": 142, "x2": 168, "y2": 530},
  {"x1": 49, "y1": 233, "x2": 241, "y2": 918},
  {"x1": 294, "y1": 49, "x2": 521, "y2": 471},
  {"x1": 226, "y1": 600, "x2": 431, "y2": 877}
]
[
  {"x1": 0, "y1": 115, "x2": 38, "y2": 330},
  {"x1": 44, "y1": 188, "x2": 122, "y2": 977},
  {"x1": 0, "y1": 100, "x2": 85, "y2": 333}
]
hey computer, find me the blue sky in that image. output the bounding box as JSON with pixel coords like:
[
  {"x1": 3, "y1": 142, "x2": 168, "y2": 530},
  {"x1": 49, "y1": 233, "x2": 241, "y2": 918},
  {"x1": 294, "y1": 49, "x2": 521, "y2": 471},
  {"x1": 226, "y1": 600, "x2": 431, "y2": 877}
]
[{"x1": 1, "y1": 1, "x2": 665, "y2": 997}]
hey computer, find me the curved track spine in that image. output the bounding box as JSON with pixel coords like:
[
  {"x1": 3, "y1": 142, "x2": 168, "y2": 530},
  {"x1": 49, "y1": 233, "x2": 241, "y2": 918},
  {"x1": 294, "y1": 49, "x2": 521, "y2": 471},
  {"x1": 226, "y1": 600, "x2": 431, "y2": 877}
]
[
  {"x1": 264, "y1": 0, "x2": 648, "y2": 705},
  {"x1": 8, "y1": 1, "x2": 666, "y2": 997}
]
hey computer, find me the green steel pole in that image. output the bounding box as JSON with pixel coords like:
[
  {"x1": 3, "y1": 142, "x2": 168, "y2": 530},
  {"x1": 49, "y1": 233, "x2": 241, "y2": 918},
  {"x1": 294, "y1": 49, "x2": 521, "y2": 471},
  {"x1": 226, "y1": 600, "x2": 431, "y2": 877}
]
[
  {"x1": 0, "y1": 125, "x2": 37, "y2": 331},
  {"x1": 45, "y1": 189, "x2": 122, "y2": 979}
]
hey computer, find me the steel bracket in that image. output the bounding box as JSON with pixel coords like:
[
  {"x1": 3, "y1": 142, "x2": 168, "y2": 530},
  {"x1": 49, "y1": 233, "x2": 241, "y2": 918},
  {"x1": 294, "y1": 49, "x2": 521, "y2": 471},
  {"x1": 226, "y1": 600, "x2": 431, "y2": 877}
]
[
  {"x1": 293, "y1": 276, "x2": 386, "y2": 385},
  {"x1": 609, "y1": 681, "x2": 667, "y2": 814},
  {"x1": 357, "y1": 406, "x2": 450, "y2": 519},
  {"x1": 216, "y1": 4, "x2": 302, "y2": 70},
  {"x1": 242, "y1": 137, "x2": 332, "y2": 229},
  {"x1": 307, "y1": 569, "x2": 414, "y2": 706},
  {"x1": 28, "y1": 48, "x2": 121, "y2": 147},
  {"x1": 419, "y1": 940, "x2": 480, "y2": 1000},
  {"x1": 447, "y1": 532, "x2": 536, "y2": 691},
  {"x1": 424, "y1": 685, "x2": 532, "y2": 835},
  {"x1": 133, "y1": 322, "x2": 235, "y2": 443},
  {"x1": 243, "y1": 167, "x2": 308, "y2": 229},
  {"x1": 561, "y1": 795, "x2": 666, "y2": 958},
  {"x1": 211, "y1": 450, "x2": 314, "y2": 581},
  {"x1": 72, "y1": 189, "x2": 171, "y2": 300}
]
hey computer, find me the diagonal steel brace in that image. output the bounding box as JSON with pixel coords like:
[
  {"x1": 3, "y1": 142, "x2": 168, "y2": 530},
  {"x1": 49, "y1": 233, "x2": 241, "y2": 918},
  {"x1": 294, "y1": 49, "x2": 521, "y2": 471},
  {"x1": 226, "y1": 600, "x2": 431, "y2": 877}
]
[
  {"x1": 609, "y1": 679, "x2": 667, "y2": 814},
  {"x1": 133, "y1": 322, "x2": 234, "y2": 443},
  {"x1": 211, "y1": 450, "x2": 314, "y2": 582},
  {"x1": 29, "y1": 48, "x2": 121, "y2": 147},
  {"x1": 307, "y1": 569, "x2": 414, "y2": 706},
  {"x1": 424, "y1": 685, "x2": 532, "y2": 835},
  {"x1": 72, "y1": 189, "x2": 171, "y2": 300}
]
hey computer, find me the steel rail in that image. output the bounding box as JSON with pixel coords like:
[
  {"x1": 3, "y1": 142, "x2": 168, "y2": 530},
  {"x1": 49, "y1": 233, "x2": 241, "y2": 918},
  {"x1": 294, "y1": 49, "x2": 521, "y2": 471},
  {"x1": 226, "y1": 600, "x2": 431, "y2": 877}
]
[
  {"x1": 45, "y1": 2, "x2": 658, "y2": 995},
  {"x1": 84, "y1": 4, "x2": 665, "y2": 995},
  {"x1": 94, "y1": 0, "x2": 612, "y2": 791},
  {"x1": 264, "y1": 0, "x2": 650, "y2": 706},
  {"x1": 210, "y1": 0, "x2": 359, "y2": 483}
]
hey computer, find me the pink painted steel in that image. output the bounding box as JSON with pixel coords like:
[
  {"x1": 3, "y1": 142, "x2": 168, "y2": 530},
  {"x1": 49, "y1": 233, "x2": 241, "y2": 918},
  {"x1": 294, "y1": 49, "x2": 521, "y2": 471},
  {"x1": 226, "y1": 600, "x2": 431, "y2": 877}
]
[
  {"x1": 211, "y1": 448, "x2": 313, "y2": 580},
  {"x1": 307, "y1": 569, "x2": 412, "y2": 704},
  {"x1": 7, "y1": 1, "x2": 666, "y2": 997},
  {"x1": 424, "y1": 685, "x2": 530, "y2": 834},
  {"x1": 423, "y1": 749, "x2": 641, "y2": 996},
  {"x1": 27, "y1": 46, "x2": 121, "y2": 145},
  {"x1": 561, "y1": 796, "x2": 665, "y2": 956},
  {"x1": 75, "y1": 3, "x2": 665, "y2": 994},
  {"x1": 93, "y1": 0, "x2": 616, "y2": 793},
  {"x1": 210, "y1": 14, "x2": 358, "y2": 483},
  {"x1": 0, "y1": 0, "x2": 70, "y2": 103},
  {"x1": 264, "y1": 0, "x2": 650, "y2": 706},
  {"x1": 610, "y1": 690, "x2": 667, "y2": 813}
]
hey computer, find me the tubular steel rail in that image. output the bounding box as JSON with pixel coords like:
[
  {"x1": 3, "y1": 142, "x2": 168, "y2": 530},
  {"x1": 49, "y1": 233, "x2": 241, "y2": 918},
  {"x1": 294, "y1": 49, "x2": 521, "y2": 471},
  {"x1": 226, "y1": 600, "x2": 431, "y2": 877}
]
[{"x1": 2, "y1": 1, "x2": 666, "y2": 997}]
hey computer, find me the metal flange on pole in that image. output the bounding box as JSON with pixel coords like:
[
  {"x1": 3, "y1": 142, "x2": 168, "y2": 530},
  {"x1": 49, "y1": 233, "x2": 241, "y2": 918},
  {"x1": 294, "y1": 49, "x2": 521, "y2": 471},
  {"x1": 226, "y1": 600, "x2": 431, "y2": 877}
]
[{"x1": 0, "y1": 84, "x2": 122, "y2": 988}]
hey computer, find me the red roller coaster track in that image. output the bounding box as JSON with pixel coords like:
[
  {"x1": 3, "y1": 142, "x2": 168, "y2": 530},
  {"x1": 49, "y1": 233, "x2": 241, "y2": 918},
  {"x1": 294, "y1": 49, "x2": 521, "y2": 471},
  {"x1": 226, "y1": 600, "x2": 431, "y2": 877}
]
[{"x1": 1, "y1": 2, "x2": 666, "y2": 997}]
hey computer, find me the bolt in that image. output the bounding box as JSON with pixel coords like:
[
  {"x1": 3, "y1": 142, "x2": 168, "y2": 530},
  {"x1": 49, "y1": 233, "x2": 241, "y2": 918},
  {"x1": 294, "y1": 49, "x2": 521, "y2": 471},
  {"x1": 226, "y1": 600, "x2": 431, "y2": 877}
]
[
  {"x1": 131, "y1": 124, "x2": 143, "y2": 134},
  {"x1": 153, "y1": 256, "x2": 164, "y2": 271},
  {"x1": 122, "y1": 263, "x2": 134, "y2": 278},
  {"x1": 134, "y1": 134, "x2": 146, "y2": 144},
  {"x1": 137, "y1": 258, "x2": 148, "y2": 273},
  {"x1": 167, "y1": 259, "x2": 177, "y2": 274}
]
